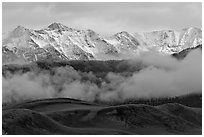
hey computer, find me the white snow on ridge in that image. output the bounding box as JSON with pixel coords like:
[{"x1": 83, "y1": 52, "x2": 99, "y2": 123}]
[{"x1": 2, "y1": 23, "x2": 202, "y2": 61}]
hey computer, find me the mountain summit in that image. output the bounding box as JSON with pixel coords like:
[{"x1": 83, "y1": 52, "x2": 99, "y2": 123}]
[
  {"x1": 47, "y1": 22, "x2": 72, "y2": 31},
  {"x1": 2, "y1": 23, "x2": 202, "y2": 63}
]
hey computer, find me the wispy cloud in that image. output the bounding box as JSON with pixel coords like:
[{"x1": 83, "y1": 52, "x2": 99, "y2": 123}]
[{"x1": 2, "y1": 2, "x2": 202, "y2": 35}]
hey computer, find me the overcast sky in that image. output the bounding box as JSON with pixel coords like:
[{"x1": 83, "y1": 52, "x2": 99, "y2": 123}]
[{"x1": 2, "y1": 2, "x2": 202, "y2": 36}]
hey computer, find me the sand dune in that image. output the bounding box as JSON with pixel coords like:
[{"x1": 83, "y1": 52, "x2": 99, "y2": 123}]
[{"x1": 3, "y1": 98, "x2": 202, "y2": 135}]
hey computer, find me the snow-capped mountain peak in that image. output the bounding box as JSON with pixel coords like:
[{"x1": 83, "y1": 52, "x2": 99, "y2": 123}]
[
  {"x1": 11, "y1": 25, "x2": 29, "y2": 37},
  {"x1": 47, "y1": 22, "x2": 68, "y2": 30},
  {"x1": 2, "y1": 24, "x2": 202, "y2": 63}
]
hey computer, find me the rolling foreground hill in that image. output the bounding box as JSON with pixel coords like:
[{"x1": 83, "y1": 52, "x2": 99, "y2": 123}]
[{"x1": 3, "y1": 98, "x2": 201, "y2": 135}]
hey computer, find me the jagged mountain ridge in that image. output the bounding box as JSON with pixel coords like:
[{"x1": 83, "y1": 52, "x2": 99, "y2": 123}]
[{"x1": 2, "y1": 22, "x2": 202, "y2": 62}]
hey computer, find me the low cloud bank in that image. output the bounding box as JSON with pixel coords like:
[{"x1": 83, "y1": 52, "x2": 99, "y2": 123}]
[{"x1": 2, "y1": 49, "x2": 202, "y2": 103}]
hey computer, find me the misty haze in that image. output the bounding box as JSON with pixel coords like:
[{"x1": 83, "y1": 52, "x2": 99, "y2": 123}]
[{"x1": 2, "y1": 2, "x2": 202, "y2": 135}]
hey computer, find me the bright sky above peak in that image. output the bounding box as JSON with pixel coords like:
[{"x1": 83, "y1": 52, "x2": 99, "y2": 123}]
[{"x1": 2, "y1": 2, "x2": 202, "y2": 36}]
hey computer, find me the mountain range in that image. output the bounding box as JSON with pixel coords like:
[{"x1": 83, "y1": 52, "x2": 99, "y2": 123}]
[{"x1": 2, "y1": 22, "x2": 202, "y2": 63}]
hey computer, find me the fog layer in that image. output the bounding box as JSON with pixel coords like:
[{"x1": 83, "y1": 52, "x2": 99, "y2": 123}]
[{"x1": 2, "y1": 49, "x2": 202, "y2": 103}]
